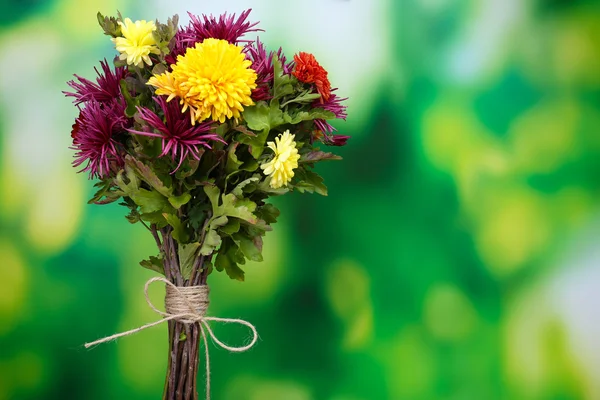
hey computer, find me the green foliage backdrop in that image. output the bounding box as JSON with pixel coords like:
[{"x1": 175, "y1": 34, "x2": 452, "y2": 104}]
[{"x1": 1, "y1": 0, "x2": 600, "y2": 399}]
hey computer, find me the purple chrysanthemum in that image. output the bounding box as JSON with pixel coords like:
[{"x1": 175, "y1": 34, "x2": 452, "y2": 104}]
[
  {"x1": 64, "y1": 59, "x2": 127, "y2": 105},
  {"x1": 71, "y1": 99, "x2": 127, "y2": 179},
  {"x1": 312, "y1": 90, "x2": 349, "y2": 146},
  {"x1": 128, "y1": 96, "x2": 226, "y2": 172},
  {"x1": 245, "y1": 38, "x2": 295, "y2": 101},
  {"x1": 166, "y1": 9, "x2": 261, "y2": 65}
]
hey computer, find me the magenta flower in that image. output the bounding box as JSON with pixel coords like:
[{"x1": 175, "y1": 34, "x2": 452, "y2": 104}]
[
  {"x1": 167, "y1": 9, "x2": 261, "y2": 65},
  {"x1": 64, "y1": 59, "x2": 127, "y2": 105},
  {"x1": 311, "y1": 90, "x2": 349, "y2": 146},
  {"x1": 71, "y1": 99, "x2": 127, "y2": 179},
  {"x1": 128, "y1": 96, "x2": 226, "y2": 172},
  {"x1": 323, "y1": 134, "x2": 350, "y2": 146},
  {"x1": 245, "y1": 38, "x2": 295, "y2": 101}
]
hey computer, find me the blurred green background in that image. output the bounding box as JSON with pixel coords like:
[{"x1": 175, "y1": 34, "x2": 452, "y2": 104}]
[{"x1": 1, "y1": 0, "x2": 600, "y2": 399}]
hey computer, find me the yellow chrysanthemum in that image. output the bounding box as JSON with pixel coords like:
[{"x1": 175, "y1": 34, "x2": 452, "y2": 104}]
[
  {"x1": 148, "y1": 38, "x2": 257, "y2": 124},
  {"x1": 261, "y1": 130, "x2": 300, "y2": 189},
  {"x1": 112, "y1": 18, "x2": 160, "y2": 67}
]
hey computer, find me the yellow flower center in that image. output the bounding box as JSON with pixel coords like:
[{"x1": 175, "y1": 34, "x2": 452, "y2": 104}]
[
  {"x1": 261, "y1": 131, "x2": 300, "y2": 189},
  {"x1": 148, "y1": 38, "x2": 257, "y2": 124},
  {"x1": 112, "y1": 18, "x2": 160, "y2": 67}
]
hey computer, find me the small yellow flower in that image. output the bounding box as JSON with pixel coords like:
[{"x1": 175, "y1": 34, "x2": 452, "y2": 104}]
[
  {"x1": 148, "y1": 38, "x2": 257, "y2": 124},
  {"x1": 261, "y1": 130, "x2": 300, "y2": 189},
  {"x1": 112, "y1": 18, "x2": 160, "y2": 67}
]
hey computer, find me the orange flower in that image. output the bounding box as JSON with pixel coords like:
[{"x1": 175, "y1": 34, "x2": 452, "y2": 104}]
[{"x1": 292, "y1": 52, "x2": 331, "y2": 102}]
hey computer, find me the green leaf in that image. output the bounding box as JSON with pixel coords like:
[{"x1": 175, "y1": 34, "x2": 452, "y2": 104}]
[
  {"x1": 214, "y1": 246, "x2": 245, "y2": 281},
  {"x1": 188, "y1": 201, "x2": 210, "y2": 230},
  {"x1": 97, "y1": 12, "x2": 122, "y2": 37},
  {"x1": 88, "y1": 179, "x2": 121, "y2": 205},
  {"x1": 243, "y1": 100, "x2": 284, "y2": 131},
  {"x1": 140, "y1": 255, "x2": 165, "y2": 275},
  {"x1": 280, "y1": 91, "x2": 322, "y2": 107},
  {"x1": 131, "y1": 189, "x2": 170, "y2": 214},
  {"x1": 226, "y1": 143, "x2": 244, "y2": 174},
  {"x1": 179, "y1": 242, "x2": 200, "y2": 280},
  {"x1": 273, "y1": 58, "x2": 294, "y2": 100},
  {"x1": 293, "y1": 169, "x2": 328, "y2": 196},
  {"x1": 114, "y1": 168, "x2": 140, "y2": 195},
  {"x1": 219, "y1": 218, "x2": 240, "y2": 235},
  {"x1": 199, "y1": 215, "x2": 228, "y2": 256},
  {"x1": 243, "y1": 101, "x2": 271, "y2": 132},
  {"x1": 168, "y1": 193, "x2": 192, "y2": 209},
  {"x1": 220, "y1": 194, "x2": 257, "y2": 224},
  {"x1": 125, "y1": 156, "x2": 173, "y2": 197},
  {"x1": 240, "y1": 159, "x2": 259, "y2": 172},
  {"x1": 125, "y1": 208, "x2": 140, "y2": 224},
  {"x1": 204, "y1": 186, "x2": 270, "y2": 231},
  {"x1": 233, "y1": 234, "x2": 263, "y2": 262},
  {"x1": 256, "y1": 178, "x2": 290, "y2": 195},
  {"x1": 199, "y1": 229, "x2": 222, "y2": 256},
  {"x1": 204, "y1": 185, "x2": 220, "y2": 216},
  {"x1": 175, "y1": 157, "x2": 201, "y2": 179},
  {"x1": 140, "y1": 211, "x2": 167, "y2": 226},
  {"x1": 283, "y1": 108, "x2": 335, "y2": 125},
  {"x1": 232, "y1": 176, "x2": 260, "y2": 198},
  {"x1": 238, "y1": 129, "x2": 269, "y2": 159},
  {"x1": 120, "y1": 80, "x2": 140, "y2": 118},
  {"x1": 299, "y1": 150, "x2": 343, "y2": 163},
  {"x1": 256, "y1": 203, "x2": 280, "y2": 224},
  {"x1": 163, "y1": 213, "x2": 189, "y2": 243}
]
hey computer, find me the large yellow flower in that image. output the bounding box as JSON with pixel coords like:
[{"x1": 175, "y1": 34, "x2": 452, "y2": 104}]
[
  {"x1": 261, "y1": 130, "x2": 300, "y2": 189},
  {"x1": 148, "y1": 38, "x2": 257, "y2": 124},
  {"x1": 112, "y1": 18, "x2": 160, "y2": 67}
]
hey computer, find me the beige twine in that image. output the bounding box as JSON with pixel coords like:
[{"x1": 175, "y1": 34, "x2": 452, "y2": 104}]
[{"x1": 84, "y1": 277, "x2": 258, "y2": 400}]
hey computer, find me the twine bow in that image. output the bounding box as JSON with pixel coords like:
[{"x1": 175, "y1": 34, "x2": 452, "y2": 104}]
[{"x1": 85, "y1": 277, "x2": 258, "y2": 400}]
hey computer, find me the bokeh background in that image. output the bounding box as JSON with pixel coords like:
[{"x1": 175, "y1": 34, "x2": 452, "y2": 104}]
[{"x1": 1, "y1": 0, "x2": 600, "y2": 399}]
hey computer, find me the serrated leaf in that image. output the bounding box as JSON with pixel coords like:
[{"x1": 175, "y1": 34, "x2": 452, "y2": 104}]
[
  {"x1": 131, "y1": 189, "x2": 169, "y2": 213},
  {"x1": 175, "y1": 156, "x2": 201, "y2": 179},
  {"x1": 219, "y1": 218, "x2": 240, "y2": 235},
  {"x1": 114, "y1": 168, "x2": 140, "y2": 195},
  {"x1": 243, "y1": 101, "x2": 271, "y2": 132},
  {"x1": 179, "y1": 242, "x2": 200, "y2": 280},
  {"x1": 240, "y1": 159, "x2": 259, "y2": 172},
  {"x1": 280, "y1": 91, "x2": 322, "y2": 107},
  {"x1": 199, "y1": 229, "x2": 222, "y2": 256},
  {"x1": 233, "y1": 234, "x2": 263, "y2": 262},
  {"x1": 168, "y1": 193, "x2": 191, "y2": 209},
  {"x1": 238, "y1": 128, "x2": 269, "y2": 159},
  {"x1": 273, "y1": 58, "x2": 294, "y2": 99},
  {"x1": 204, "y1": 186, "x2": 270, "y2": 231},
  {"x1": 125, "y1": 208, "x2": 140, "y2": 224},
  {"x1": 215, "y1": 247, "x2": 245, "y2": 281},
  {"x1": 232, "y1": 177, "x2": 260, "y2": 198},
  {"x1": 283, "y1": 108, "x2": 335, "y2": 125},
  {"x1": 226, "y1": 143, "x2": 244, "y2": 174},
  {"x1": 140, "y1": 211, "x2": 167, "y2": 226},
  {"x1": 163, "y1": 213, "x2": 189, "y2": 243},
  {"x1": 199, "y1": 215, "x2": 228, "y2": 256},
  {"x1": 97, "y1": 12, "x2": 122, "y2": 37},
  {"x1": 293, "y1": 169, "x2": 328, "y2": 196},
  {"x1": 256, "y1": 203, "x2": 280, "y2": 224},
  {"x1": 140, "y1": 255, "x2": 165, "y2": 275},
  {"x1": 88, "y1": 179, "x2": 121, "y2": 205},
  {"x1": 125, "y1": 155, "x2": 173, "y2": 197},
  {"x1": 257, "y1": 178, "x2": 290, "y2": 195},
  {"x1": 204, "y1": 185, "x2": 220, "y2": 216}
]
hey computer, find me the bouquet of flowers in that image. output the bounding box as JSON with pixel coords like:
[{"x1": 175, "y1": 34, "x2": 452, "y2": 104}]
[{"x1": 65, "y1": 9, "x2": 348, "y2": 399}]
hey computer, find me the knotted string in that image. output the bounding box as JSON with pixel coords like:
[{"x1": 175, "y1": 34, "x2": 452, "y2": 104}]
[{"x1": 84, "y1": 277, "x2": 258, "y2": 400}]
